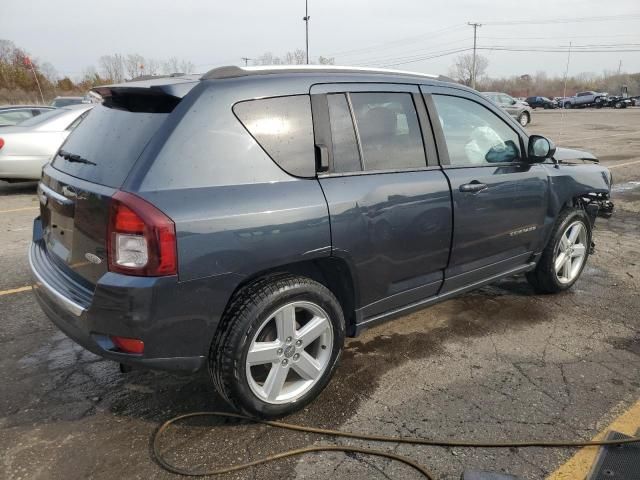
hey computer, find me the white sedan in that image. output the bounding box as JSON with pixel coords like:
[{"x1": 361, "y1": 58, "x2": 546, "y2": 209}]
[{"x1": 0, "y1": 104, "x2": 94, "y2": 181}]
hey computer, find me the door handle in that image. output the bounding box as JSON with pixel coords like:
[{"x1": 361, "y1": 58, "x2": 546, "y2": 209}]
[{"x1": 459, "y1": 182, "x2": 488, "y2": 193}]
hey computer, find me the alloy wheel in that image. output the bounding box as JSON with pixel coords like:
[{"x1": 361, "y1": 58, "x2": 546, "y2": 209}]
[
  {"x1": 245, "y1": 301, "x2": 334, "y2": 404},
  {"x1": 554, "y1": 220, "x2": 588, "y2": 284}
]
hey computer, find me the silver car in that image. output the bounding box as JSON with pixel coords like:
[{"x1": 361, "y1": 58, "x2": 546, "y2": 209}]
[
  {"x1": 481, "y1": 92, "x2": 532, "y2": 127},
  {"x1": 0, "y1": 104, "x2": 93, "y2": 181}
]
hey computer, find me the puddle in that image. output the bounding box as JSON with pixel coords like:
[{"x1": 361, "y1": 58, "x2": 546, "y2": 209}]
[{"x1": 611, "y1": 181, "x2": 640, "y2": 193}]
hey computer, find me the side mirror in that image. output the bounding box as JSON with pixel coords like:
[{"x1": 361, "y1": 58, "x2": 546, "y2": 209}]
[
  {"x1": 528, "y1": 135, "x2": 556, "y2": 162},
  {"x1": 510, "y1": 99, "x2": 517, "y2": 105}
]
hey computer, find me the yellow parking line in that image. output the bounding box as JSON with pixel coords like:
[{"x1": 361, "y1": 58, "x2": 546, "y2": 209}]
[
  {"x1": 609, "y1": 159, "x2": 640, "y2": 170},
  {"x1": 0, "y1": 285, "x2": 32, "y2": 296},
  {"x1": 547, "y1": 399, "x2": 640, "y2": 479},
  {"x1": 0, "y1": 206, "x2": 39, "y2": 214}
]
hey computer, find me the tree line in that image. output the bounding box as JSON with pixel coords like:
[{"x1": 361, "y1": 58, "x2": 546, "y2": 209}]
[
  {"x1": 1, "y1": 39, "x2": 638, "y2": 105},
  {"x1": 450, "y1": 53, "x2": 640, "y2": 98}
]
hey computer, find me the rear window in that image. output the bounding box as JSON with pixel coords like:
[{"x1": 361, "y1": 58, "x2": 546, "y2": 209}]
[
  {"x1": 52, "y1": 104, "x2": 168, "y2": 188},
  {"x1": 233, "y1": 95, "x2": 315, "y2": 178}
]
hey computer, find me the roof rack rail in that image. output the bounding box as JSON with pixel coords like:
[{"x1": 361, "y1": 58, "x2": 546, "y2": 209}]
[{"x1": 201, "y1": 65, "x2": 451, "y2": 82}]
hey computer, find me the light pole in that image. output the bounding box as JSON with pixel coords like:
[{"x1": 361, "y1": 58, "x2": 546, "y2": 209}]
[{"x1": 303, "y1": 0, "x2": 310, "y2": 64}]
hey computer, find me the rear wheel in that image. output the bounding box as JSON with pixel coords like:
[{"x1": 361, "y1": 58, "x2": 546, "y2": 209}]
[
  {"x1": 210, "y1": 274, "x2": 345, "y2": 418},
  {"x1": 527, "y1": 208, "x2": 591, "y2": 293},
  {"x1": 518, "y1": 112, "x2": 530, "y2": 127}
]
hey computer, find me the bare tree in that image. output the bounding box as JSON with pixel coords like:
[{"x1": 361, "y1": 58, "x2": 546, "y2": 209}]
[
  {"x1": 146, "y1": 58, "x2": 160, "y2": 76},
  {"x1": 39, "y1": 62, "x2": 58, "y2": 82},
  {"x1": 99, "y1": 54, "x2": 125, "y2": 82},
  {"x1": 317, "y1": 56, "x2": 335, "y2": 65},
  {"x1": 162, "y1": 57, "x2": 180, "y2": 75},
  {"x1": 125, "y1": 53, "x2": 145, "y2": 79},
  {"x1": 178, "y1": 59, "x2": 195, "y2": 74},
  {"x1": 449, "y1": 53, "x2": 489, "y2": 87},
  {"x1": 253, "y1": 50, "x2": 335, "y2": 66}
]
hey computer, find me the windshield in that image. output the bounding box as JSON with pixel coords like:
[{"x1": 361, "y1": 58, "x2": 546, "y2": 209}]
[
  {"x1": 51, "y1": 98, "x2": 84, "y2": 107},
  {"x1": 52, "y1": 103, "x2": 169, "y2": 187},
  {"x1": 16, "y1": 108, "x2": 70, "y2": 127}
]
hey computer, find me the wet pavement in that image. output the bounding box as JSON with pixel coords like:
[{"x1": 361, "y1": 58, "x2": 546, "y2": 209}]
[{"x1": 1, "y1": 109, "x2": 639, "y2": 479}]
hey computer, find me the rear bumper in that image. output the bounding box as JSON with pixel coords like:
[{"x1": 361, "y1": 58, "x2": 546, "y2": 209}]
[
  {"x1": 29, "y1": 230, "x2": 234, "y2": 373},
  {"x1": 0, "y1": 155, "x2": 48, "y2": 180}
]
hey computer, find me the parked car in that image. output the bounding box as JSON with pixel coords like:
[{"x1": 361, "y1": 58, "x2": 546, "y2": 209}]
[
  {"x1": 481, "y1": 92, "x2": 532, "y2": 126},
  {"x1": 560, "y1": 91, "x2": 606, "y2": 109},
  {"x1": 50, "y1": 96, "x2": 86, "y2": 108},
  {"x1": 0, "y1": 104, "x2": 93, "y2": 181},
  {"x1": 30, "y1": 66, "x2": 613, "y2": 418},
  {"x1": 0, "y1": 105, "x2": 55, "y2": 127},
  {"x1": 525, "y1": 96, "x2": 557, "y2": 109}
]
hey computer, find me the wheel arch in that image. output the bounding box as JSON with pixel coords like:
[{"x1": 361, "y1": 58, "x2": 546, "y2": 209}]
[{"x1": 223, "y1": 257, "x2": 360, "y2": 337}]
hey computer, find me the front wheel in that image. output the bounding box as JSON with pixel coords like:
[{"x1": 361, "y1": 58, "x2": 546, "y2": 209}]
[
  {"x1": 526, "y1": 209, "x2": 591, "y2": 293},
  {"x1": 210, "y1": 274, "x2": 345, "y2": 418}
]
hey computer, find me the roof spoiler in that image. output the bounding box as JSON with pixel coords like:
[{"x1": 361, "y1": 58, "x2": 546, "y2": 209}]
[{"x1": 91, "y1": 74, "x2": 200, "y2": 100}]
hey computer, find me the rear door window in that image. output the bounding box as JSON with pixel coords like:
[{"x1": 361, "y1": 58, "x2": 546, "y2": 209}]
[
  {"x1": 233, "y1": 95, "x2": 315, "y2": 178},
  {"x1": 349, "y1": 92, "x2": 426, "y2": 171},
  {"x1": 52, "y1": 104, "x2": 169, "y2": 187},
  {"x1": 326, "y1": 94, "x2": 362, "y2": 173}
]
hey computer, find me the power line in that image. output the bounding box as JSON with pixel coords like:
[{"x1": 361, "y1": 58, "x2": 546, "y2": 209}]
[
  {"x1": 376, "y1": 48, "x2": 473, "y2": 68},
  {"x1": 327, "y1": 24, "x2": 466, "y2": 58},
  {"x1": 480, "y1": 47, "x2": 640, "y2": 53},
  {"x1": 481, "y1": 32, "x2": 640, "y2": 41},
  {"x1": 345, "y1": 37, "x2": 470, "y2": 66},
  {"x1": 482, "y1": 13, "x2": 640, "y2": 26}
]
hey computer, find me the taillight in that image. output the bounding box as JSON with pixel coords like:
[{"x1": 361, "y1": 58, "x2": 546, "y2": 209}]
[
  {"x1": 111, "y1": 336, "x2": 144, "y2": 354},
  {"x1": 107, "y1": 191, "x2": 177, "y2": 276},
  {"x1": 0, "y1": 138, "x2": 4, "y2": 149}
]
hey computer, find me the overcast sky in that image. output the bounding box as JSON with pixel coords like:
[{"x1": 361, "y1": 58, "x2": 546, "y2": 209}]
[{"x1": 2, "y1": 0, "x2": 639, "y2": 80}]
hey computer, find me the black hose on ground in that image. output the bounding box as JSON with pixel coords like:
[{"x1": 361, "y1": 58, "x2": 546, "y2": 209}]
[{"x1": 152, "y1": 411, "x2": 640, "y2": 479}]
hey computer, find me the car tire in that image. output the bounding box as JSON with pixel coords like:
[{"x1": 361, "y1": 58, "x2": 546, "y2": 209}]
[
  {"x1": 526, "y1": 208, "x2": 592, "y2": 294},
  {"x1": 209, "y1": 273, "x2": 345, "y2": 418},
  {"x1": 518, "y1": 112, "x2": 530, "y2": 127}
]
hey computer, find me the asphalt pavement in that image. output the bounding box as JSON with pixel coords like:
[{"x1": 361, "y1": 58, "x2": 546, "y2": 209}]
[{"x1": 1, "y1": 108, "x2": 639, "y2": 480}]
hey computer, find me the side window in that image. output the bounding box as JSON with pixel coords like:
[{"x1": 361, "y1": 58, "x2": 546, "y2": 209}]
[
  {"x1": 0, "y1": 110, "x2": 32, "y2": 125},
  {"x1": 233, "y1": 95, "x2": 315, "y2": 178},
  {"x1": 433, "y1": 95, "x2": 522, "y2": 166},
  {"x1": 349, "y1": 92, "x2": 426, "y2": 171},
  {"x1": 327, "y1": 94, "x2": 362, "y2": 173},
  {"x1": 499, "y1": 94, "x2": 513, "y2": 105}
]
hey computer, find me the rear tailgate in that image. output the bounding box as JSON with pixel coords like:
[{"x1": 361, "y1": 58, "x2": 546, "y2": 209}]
[
  {"x1": 37, "y1": 80, "x2": 196, "y2": 286},
  {"x1": 38, "y1": 169, "x2": 114, "y2": 285}
]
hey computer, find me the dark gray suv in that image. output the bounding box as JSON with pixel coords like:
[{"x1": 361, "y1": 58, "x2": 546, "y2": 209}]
[{"x1": 30, "y1": 66, "x2": 613, "y2": 417}]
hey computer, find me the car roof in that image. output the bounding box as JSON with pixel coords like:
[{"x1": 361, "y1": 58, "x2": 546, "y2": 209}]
[
  {"x1": 0, "y1": 105, "x2": 54, "y2": 110},
  {"x1": 92, "y1": 65, "x2": 457, "y2": 99},
  {"x1": 52, "y1": 96, "x2": 84, "y2": 100}
]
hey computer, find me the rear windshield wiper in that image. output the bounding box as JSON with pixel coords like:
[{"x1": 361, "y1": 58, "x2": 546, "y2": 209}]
[{"x1": 58, "y1": 149, "x2": 96, "y2": 166}]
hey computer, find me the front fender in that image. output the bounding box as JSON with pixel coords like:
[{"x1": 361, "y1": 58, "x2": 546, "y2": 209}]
[{"x1": 538, "y1": 162, "x2": 611, "y2": 249}]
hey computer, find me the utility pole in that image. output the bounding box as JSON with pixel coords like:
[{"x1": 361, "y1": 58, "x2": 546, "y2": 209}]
[
  {"x1": 468, "y1": 22, "x2": 482, "y2": 89},
  {"x1": 303, "y1": 0, "x2": 310, "y2": 64},
  {"x1": 241, "y1": 57, "x2": 251, "y2": 67},
  {"x1": 617, "y1": 59, "x2": 622, "y2": 75},
  {"x1": 562, "y1": 41, "x2": 572, "y2": 107}
]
